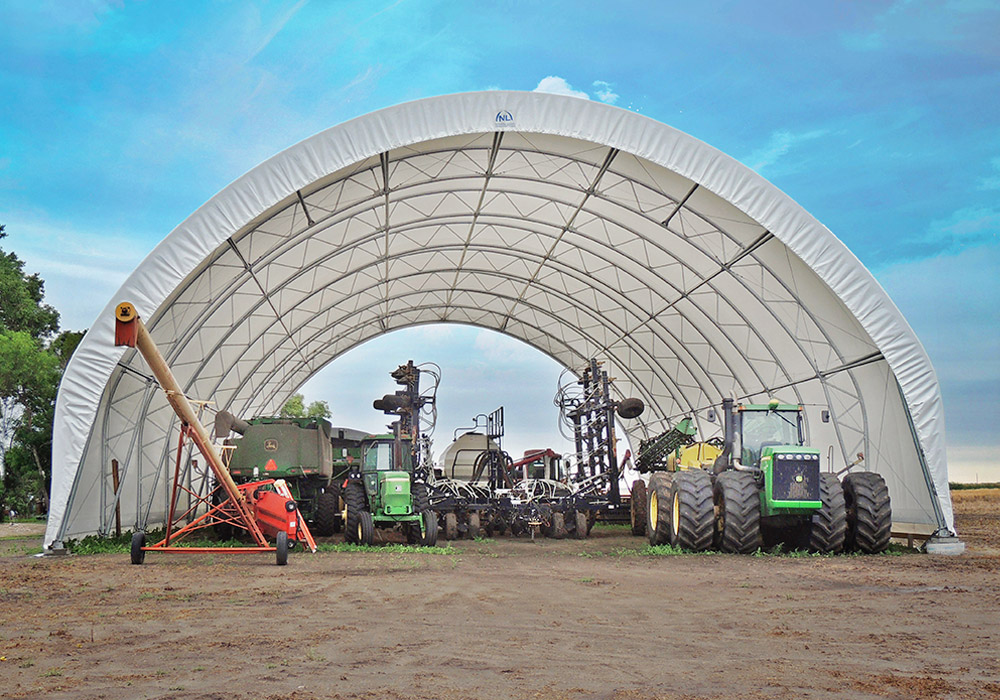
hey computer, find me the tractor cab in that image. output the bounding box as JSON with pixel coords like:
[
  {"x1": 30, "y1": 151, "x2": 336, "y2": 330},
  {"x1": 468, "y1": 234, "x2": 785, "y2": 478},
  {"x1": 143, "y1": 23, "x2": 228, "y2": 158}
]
[
  {"x1": 360, "y1": 434, "x2": 415, "y2": 517},
  {"x1": 736, "y1": 402, "x2": 804, "y2": 468}
]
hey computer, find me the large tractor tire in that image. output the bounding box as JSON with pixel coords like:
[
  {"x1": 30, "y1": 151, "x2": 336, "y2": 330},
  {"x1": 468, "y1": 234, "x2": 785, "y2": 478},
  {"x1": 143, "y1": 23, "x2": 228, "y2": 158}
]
[
  {"x1": 669, "y1": 469, "x2": 714, "y2": 551},
  {"x1": 411, "y1": 481, "x2": 430, "y2": 513},
  {"x1": 314, "y1": 490, "x2": 340, "y2": 537},
  {"x1": 713, "y1": 470, "x2": 762, "y2": 553},
  {"x1": 808, "y1": 473, "x2": 847, "y2": 553},
  {"x1": 630, "y1": 479, "x2": 647, "y2": 536},
  {"x1": 211, "y1": 488, "x2": 235, "y2": 541},
  {"x1": 466, "y1": 512, "x2": 481, "y2": 539},
  {"x1": 646, "y1": 472, "x2": 673, "y2": 545},
  {"x1": 549, "y1": 512, "x2": 567, "y2": 539},
  {"x1": 343, "y1": 480, "x2": 367, "y2": 544},
  {"x1": 444, "y1": 512, "x2": 459, "y2": 540},
  {"x1": 843, "y1": 472, "x2": 892, "y2": 553},
  {"x1": 420, "y1": 510, "x2": 439, "y2": 546},
  {"x1": 357, "y1": 510, "x2": 375, "y2": 546}
]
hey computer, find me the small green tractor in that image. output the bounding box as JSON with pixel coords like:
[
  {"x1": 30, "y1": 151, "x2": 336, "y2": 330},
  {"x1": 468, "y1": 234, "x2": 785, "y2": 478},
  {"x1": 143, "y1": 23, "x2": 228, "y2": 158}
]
[
  {"x1": 342, "y1": 433, "x2": 438, "y2": 546},
  {"x1": 644, "y1": 398, "x2": 891, "y2": 553}
]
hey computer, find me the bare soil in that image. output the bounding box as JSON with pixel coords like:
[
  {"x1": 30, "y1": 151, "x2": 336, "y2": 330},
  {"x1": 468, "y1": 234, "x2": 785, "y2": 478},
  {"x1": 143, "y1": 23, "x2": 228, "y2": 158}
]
[{"x1": 1, "y1": 493, "x2": 999, "y2": 700}]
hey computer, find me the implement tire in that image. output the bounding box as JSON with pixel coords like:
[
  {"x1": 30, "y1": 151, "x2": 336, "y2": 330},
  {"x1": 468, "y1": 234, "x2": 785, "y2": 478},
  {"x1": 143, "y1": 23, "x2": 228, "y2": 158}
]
[
  {"x1": 467, "y1": 512, "x2": 481, "y2": 539},
  {"x1": 421, "y1": 510, "x2": 439, "y2": 547},
  {"x1": 646, "y1": 472, "x2": 673, "y2": 545},
  {"x1": 444, "y1": 512, "x2": 458, "y2": 540},
  {"x1": 275, "y1": 530, "x2": 289, "y2": 566},
  {"x1": 630, "y1": 479, "x2": 647, "y2": 536},
  {"x1": 669, "y1": 469, "x2": 714, "y2": 552},
  {"x1": 314, "y1": 490, "x2": 339, "y2": 537},
  {"x1": 130, "y1": 531, "x2": 146, "y2": 565},
  {"x1": 844, "y1": 472, "x2": 892, "y2": 553},
  {"x1": 809, "y1": 473, "x2": 847, "y2": 553},
  {"x1": 574, "y1": 511, "x2": 588, "y2": 539},
  {"x1": 343, "y1": 480, "x2": 367, "y2": 544},
  {"x1": 549, "y1": 511, "x2": 567, "y2": 539},
  {"x1": 713, "y1": 470, "x2": 762, "y2": 553}
]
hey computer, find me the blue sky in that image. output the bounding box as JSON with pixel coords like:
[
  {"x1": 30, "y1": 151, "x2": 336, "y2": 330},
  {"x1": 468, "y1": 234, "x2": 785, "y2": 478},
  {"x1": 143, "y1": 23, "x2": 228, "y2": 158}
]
[{"x1": 1, "y1": 1, "x2": 997, "y2": 479}]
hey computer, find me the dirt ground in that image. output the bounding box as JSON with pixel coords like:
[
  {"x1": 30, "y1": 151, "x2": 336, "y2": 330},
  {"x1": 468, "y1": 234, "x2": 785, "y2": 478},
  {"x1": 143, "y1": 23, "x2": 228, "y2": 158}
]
[{"x1": 1, "y1": 491, "x2": 999, "y2": 700}]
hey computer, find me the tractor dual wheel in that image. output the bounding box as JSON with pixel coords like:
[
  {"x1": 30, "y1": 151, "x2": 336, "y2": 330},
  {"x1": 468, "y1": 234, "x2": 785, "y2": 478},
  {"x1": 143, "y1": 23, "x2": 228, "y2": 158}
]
[
  {"x1": 343, "y1": 481, "x2": 367, "y2": 544},
  {"x1": 275, "y1": 530, "x2": 289, "y2": 566},
  {"x1": 314, "y1": 489, "x2": 340, "y2": 537},
  {"x1": 444, "y1": 512, "x2": 459, "y2": 540},
  {"x1": 843, "y1": 472, "x2": 892, "y2": 553},
  {"x1": 647, "y1": 472, "x2": 673, "y2": 545},
  {"x1": 630, "y1": 479, "x2": 647, "y2": 536},
  {"x1": 669, "y1": 470, "x2": 714, "y2": 551},
  {"x1": 713, "y1": 470, "x2": 762, "y2": 553},
  {"x1": 808, "y1": 473, "x2": 847, "y2": 554},
  {"x1": 130, "y1": 531, "x2": 146, "y2": 565}
]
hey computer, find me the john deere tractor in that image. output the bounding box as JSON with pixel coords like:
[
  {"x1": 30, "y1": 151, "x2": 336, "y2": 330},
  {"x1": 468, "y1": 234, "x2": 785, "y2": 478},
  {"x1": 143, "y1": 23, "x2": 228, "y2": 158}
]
[
  {"x1": 644, "y1": 398, "x2": 891, "y2": 553},
  {"x1": 342, "y1": 433, "x2": 438, "y2": 546}
]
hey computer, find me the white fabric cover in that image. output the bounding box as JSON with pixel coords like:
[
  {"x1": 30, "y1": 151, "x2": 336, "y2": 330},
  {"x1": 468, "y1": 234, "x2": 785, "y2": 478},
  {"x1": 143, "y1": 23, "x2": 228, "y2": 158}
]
[{"x1": 46, "y1": 91, "x2": 953, "y2": 547}]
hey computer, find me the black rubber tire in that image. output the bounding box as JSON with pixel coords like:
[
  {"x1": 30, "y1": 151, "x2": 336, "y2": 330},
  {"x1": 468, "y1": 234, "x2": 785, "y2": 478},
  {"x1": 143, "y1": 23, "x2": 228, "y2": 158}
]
[
  {"x1": 211, "y1": 488, "x2": 235, "y2": 541},
  {"x1": 467, "y1": 512, "x2": 481, "y2": 539},
  {"x1": 669, "y1": 469, "x2": 714, "y2": 551},
  {"x1": 630, "y1": 479, "x2": 647, "y2": 536},
  {"x1": 574, "y1": 510, "x2": 588, "y2": 540},
  {"x1": 421, "y1": 510, "x2": 438, "y2": 546},
  {"x1": 411, "y1": 481, "x2": 430, "y2": 513},
  {"x1": 314, "y1": 490, "x2": 340, "y2": 537},
  {"x1": 343, "y1": 480, "x2": 367, "y2": 544},
  {"x1": 357, "y1": 510, "x2": 375, "y2": 546},
  {"x1": 713, "y1": 471, "x2": 762, "y2": 553},
  {"x1": 843, "y1": 472, "x2": 892, "y2": 553},
  {"x1": 646, "y1": 472, "x2": 673, "y2": 545},
  {"x1": 444, "y1": 512, "x2": 458, "y2": 540},
  {"x1": 130, "y1": 531, "x2": 146, "y2": 565},
  {"x1": 808, "y1": 473, "x2": 847, "y2": 553},
  {"x1": 549, "y1": 511, "x2": 567, "y2": 539},
  {"x1": 275, "y1": 530, "x2": 289, "y2": 566}
]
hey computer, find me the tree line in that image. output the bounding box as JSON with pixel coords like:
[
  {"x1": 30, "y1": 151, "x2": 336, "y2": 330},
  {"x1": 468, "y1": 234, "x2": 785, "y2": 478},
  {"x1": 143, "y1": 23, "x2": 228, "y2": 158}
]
[{"x1": 1, "y1": 225, "x2": 83, "y2": 517}]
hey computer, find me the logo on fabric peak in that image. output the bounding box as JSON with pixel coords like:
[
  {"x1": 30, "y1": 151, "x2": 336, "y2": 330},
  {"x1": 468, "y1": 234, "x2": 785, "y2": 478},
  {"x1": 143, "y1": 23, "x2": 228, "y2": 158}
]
[{"x1": 495, "y1": 110, "x2": 514, "y2": 129}]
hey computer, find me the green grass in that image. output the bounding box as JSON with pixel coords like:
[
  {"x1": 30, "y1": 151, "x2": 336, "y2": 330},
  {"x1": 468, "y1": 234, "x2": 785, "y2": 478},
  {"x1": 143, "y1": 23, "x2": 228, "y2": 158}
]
[{"x1": 314, "y1": 541, "x2": 458, "y2": 555}]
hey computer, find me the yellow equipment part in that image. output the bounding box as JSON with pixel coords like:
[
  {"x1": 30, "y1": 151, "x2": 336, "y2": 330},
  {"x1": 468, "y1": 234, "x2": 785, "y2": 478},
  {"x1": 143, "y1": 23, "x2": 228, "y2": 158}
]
[{"x1": 674, "y1": 442, "x2": 723, "y2": 470}]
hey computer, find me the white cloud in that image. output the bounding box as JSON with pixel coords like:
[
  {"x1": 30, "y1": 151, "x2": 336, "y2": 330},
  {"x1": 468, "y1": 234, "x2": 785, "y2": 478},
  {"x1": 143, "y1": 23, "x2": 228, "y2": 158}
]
[
  {"x1": 976, "y1": 156, "x2": 1000, "y2": 191},
  {"x1": 925, "y1": 205, "x2": 1000, "y2": 247},
  {"x1": 533, "y1": 76, "x2": 590, "y2": 100},
  {"x1": 743, "y1": 128, "x2": 828, "y2": 172},
  {"x1": 592, "y1": 80, "x2": 619, "y2": 105}
]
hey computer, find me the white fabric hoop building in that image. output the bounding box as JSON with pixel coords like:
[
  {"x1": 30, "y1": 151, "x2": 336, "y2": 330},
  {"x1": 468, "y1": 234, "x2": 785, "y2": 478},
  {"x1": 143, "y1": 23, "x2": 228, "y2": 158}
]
[{"x1": 45, "y1": 91, "x2": 954, "y2": 547}]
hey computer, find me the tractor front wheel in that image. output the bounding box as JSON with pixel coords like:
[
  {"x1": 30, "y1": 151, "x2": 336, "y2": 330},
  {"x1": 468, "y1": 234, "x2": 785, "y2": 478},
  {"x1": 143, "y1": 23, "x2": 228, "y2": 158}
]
[
  {"x1": 420, "y1": 510, "x2": 438, "y2": 546},
  {"x1": 808, "y1": 473, "x2": 847, "y2": 553},
  {"x1": 275, "y1": 530, "x2": 289, "y2": 566},
  {"x1": 630, "y1": 479, "x2": 647, "y2": 536},
  {"x1": 647, "y1": 472, "x2": 673, "y2": 545},
  {"x1": 669, "y1": 470, "x2": 714, "y2": 551},
  {"x1": 713, "y1": 471, "x2": 762, "y2": 553},
  {"x1": 844, "y1": 472, "x2": 892, "y2": 553}
]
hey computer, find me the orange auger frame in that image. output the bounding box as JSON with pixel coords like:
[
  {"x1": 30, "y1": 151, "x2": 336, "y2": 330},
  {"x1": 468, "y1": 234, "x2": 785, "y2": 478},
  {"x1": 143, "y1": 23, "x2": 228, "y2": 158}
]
[{"x1": 114, "y1": 301, "x2": 316, "y2": 562}]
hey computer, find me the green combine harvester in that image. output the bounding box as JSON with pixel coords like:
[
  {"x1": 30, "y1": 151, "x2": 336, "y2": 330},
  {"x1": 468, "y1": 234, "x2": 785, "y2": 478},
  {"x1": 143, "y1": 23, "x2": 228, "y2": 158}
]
[{"x1": 642, "y1": 398, "x2": 891, "y2": 553}]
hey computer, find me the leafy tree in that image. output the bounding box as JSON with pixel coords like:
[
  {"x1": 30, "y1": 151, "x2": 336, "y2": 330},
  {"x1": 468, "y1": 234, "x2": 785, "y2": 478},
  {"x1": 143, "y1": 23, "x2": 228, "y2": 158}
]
[
  {"x1": 0, "y1": 226, "x2": 79, "y2": 515},
  {"x1": 279, "y1": 392, "x2": 332, "y2": 420}
]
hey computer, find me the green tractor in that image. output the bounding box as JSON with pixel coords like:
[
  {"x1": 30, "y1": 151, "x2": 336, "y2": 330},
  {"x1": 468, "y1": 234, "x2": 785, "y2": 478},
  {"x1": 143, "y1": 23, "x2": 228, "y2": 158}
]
[
  {"x1": 646, "y1": 398, "x2": 891, "y2": 553},
  {"x1": 342, "y1": 433, "x2": 438, "y2": 547}
]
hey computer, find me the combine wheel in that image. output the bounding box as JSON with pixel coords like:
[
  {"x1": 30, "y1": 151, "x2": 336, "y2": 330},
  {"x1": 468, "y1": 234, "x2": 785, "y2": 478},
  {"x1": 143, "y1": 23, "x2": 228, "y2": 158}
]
[
  {"x1": 275, "y1": 530, "x2": 289, "y2": 566},
  {"x1": 646, "y1": 472, "x2": 673, "y2": 545},
  {"x1": 574, "y1": 511, "x2": 588, "y2": 539},
  {"x1": 444, "y1": 513, "x2": 459, "y2": 540},
  {"x1": 343, "y1": 481, "x2": 366, "y2": 544},
  {"x1": 420, "y1": 510, "x2": 439, "y2": 546},
  {"x1": 669, "y1": 470, "x2": 714, "y2": 551},
  {"x1": 467, "y1": 512, "x2": 481, "y2": 539},
  {"x1": 808, "y1": 473, "x2": 847, "y2": 553},
  {"x1": 630, "y1": 479, "x2": 647, "y2": 536},
  {"x1": 357, "y1": 511, "x2": 375, "y2": 546},
  {"x1": 713, "y1": 471, "x2": 762, "y2": 553},
  {"x1": 130, "y1": 531, "x2": 146, "y2": 565},
  {"x1": 314, "y1": 490, "x2": 340, "y2": 537},
  {"x1": 549, "y1": 512, "x2": 567, "y2": 539},
  {"x1": 843, "y1": 472, "x2": 892, "y2": 553}
]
